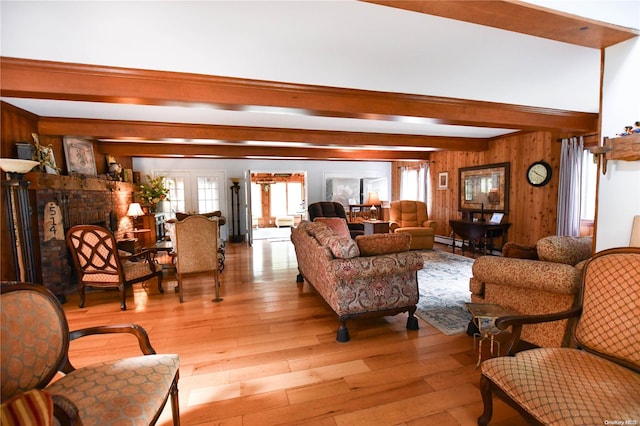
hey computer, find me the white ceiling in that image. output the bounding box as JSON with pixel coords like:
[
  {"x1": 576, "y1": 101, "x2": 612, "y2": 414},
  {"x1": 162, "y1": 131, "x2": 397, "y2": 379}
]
[{"x1": 0, "y1": 1, "x2": 636, "y2": 146}]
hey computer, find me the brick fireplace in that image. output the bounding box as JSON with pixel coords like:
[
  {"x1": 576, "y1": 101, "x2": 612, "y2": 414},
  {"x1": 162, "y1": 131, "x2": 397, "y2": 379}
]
[{"x1": 26, "y1": 173, "x2": 136, "y2": 297}]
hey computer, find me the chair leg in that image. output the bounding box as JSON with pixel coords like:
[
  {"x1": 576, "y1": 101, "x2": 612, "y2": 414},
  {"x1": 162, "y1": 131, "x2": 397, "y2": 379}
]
[
  {"x1": 478, "y1": 374, "x2": 494, "y2": 426},
  {"x1": 157, "y1": 272, "x2": 164, "y2": 294},
  {"x1": 178, "y1": 275, "x2": 184, "y2": 303},
  {"x1": 170, "y1": 375, "x2": 180, "y2": 426},
  {"x1": 78, "y1": 283, "x2": 86, "y2": 308},
  {"x1": 212, "y1": 271, "x2": 223, "y2": 303},
  {"x1": 119, "y1": 284, "x2": 127, "y2": 311}
]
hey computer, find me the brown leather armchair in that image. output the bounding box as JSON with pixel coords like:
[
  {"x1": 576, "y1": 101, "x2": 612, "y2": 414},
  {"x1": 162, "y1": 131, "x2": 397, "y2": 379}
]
[
  {"x1": 308, "y1": 201, "x2": 364, "y2": 238},
  {"x1": 389, "y1": 200, "x2": 437, "y2": 250}
]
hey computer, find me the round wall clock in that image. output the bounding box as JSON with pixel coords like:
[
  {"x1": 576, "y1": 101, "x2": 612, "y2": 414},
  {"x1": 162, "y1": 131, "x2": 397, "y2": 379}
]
[{"x1": 527, "y1": 161, "x2": 552, "y2": 187}]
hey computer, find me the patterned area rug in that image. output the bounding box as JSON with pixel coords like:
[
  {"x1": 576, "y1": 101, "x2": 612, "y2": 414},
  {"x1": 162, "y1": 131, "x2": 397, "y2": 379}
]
[{"x1": 416, "y1": 249, "x2": 474, "y2": 335}]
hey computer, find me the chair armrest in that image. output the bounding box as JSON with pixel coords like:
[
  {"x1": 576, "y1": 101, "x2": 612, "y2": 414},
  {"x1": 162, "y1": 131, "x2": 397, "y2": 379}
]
[
  {"x1": 389, "y1": 221, "x2": 399, "y2": 232},
  {"x1": 495, "y1": 307, "x2": 582, "y2": 355},
  {"x1": 422, "y1": 220, "x2": 437, "y2": 231},
  {"x1": 52, "y1": 394, "x2": 82, "y2": 426},
  {"x1": 63, "y1": 324, "x2": 156, "y2": 372},
  {"x1": 347, "y1": 222, "x2": 364, "y2": 231}
]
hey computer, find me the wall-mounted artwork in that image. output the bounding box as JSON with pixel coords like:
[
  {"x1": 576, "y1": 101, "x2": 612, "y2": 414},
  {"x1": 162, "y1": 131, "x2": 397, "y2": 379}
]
[
  {"x1": 458, "y1": 162, "x2": 510, "y2": 213},
  {"x1": 323, "y1": 173, "x2": 388, "y2": 210},
  {"x1": 63, "y1": 137, "x2": 97, "y2": 176},
  {"x1": 438, "y1": 172, "x2": 448, "y2": 190}
]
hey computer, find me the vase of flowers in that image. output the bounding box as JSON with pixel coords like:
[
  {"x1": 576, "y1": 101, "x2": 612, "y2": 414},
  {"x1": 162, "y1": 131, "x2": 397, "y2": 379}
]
[{"x1": 138, "y1": 175, "x2": 170, "y2": 212}]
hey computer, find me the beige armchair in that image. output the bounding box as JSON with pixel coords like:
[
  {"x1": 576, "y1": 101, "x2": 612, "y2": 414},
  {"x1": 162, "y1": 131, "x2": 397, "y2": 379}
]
[
  {"x1": 173, "y1": 215, "x2": 222, "y2": 303},
  {"x1": 66, "y1": 224, "x2": 163, "y2": 311},
  {"x1": 1, "y1": 282, "x2": 180, "y2": 425},
  {"x1": 389, "y1": 200, "x2": 437, "y2": 250},
  {"x1": 478, "y1": 247, "x2": 640, "y2": 425}
]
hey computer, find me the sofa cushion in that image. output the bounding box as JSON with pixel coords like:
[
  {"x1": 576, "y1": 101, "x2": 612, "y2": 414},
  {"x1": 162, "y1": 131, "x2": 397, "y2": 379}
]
[
  {"x1": 537, "y1": 236, "x2": 592, "y2": 266},
  {"x1": 355, "y1": 233, "x2": 411, "y2": 256},
  {"x1": 313, "y1": 217, "x2": 351, "y2": 238},
  {"x1": 326, "y1": 236, "x2": 360, "y2": 259}
]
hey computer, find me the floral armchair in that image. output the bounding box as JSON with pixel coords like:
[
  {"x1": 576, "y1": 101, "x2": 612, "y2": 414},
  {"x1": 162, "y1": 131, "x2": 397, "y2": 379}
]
[{"x1": 470, "y1": 235, "x2": 593, "y2": 347}]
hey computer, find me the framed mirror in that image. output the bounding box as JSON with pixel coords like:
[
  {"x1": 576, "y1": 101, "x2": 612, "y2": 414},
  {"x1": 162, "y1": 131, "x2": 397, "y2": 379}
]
[{"x1": 458, "y1": 162, "x2": 510, "y2": 214}]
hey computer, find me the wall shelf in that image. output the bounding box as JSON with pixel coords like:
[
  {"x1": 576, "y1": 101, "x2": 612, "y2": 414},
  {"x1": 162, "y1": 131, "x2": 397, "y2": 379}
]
[{"x1": 592, "y1": 133, "x2": 640, "y2": 174}]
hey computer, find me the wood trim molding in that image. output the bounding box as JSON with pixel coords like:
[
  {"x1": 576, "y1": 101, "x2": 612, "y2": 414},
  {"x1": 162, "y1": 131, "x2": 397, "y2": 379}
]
[
  {"x1": 38, "y1": 117, "x2": 488, "y2": 152},
  {"x1": 97, "y1": 141, "x2": 431, "y2": 161},
  {"x1": 2, "y1": 57, "x2": 598, "y2": 134},
  {"x1": 363, "y1": 0, "x2": 638, "y2": 49}
]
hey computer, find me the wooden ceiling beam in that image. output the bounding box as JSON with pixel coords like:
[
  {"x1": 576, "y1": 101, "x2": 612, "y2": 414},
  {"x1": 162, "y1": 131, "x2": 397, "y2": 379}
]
[
  {"x1": 363, "y1": 1, "x2": 638, "y2": 49},
  {"x1": 98, "y1": 141, "x2": 430, "y2": 161},
  {"x1": 39, "y1": 117, "x2": 489, "y2": 151},
  {"x1": 2, "y1": 57, "x2": 598, "y2": 133}
]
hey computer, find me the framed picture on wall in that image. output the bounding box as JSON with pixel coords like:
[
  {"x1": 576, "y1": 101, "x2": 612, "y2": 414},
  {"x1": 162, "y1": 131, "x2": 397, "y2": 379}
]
[
  {"x1": 438, "y1": 172, "x2": 448, "y2": 190},
  {"x1": 63, "y1": 136, "x2": 97, "y2": 176}
]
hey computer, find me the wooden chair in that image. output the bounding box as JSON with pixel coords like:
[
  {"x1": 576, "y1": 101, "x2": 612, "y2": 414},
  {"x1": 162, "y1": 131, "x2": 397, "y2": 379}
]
[
  {"x1": 66, "y1": 224, "x2": 163, "y2": 311},
  {"x1": 0, "y1": 282, "x2": 180, "y2": 425},
  {"x1": 173, "y1": 215, "x2": 222, "y2": 303},
  {"x1": 478, "y1": 247, "x2": 640, "y2": 425}
]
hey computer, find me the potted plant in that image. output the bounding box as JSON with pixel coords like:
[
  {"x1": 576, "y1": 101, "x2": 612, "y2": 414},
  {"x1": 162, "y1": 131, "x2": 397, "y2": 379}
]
[{"x1": 138, "y1": 175, "x2": 170, "y2": 212}]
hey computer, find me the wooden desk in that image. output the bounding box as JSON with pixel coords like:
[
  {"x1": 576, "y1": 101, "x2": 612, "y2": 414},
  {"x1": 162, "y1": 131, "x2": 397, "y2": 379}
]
[
  {"x1": 363, "y1": 220, "x2": 389, "y2": 235},
  {"x1": 449, "y1": 220, "x2": 511, "y2": 255}
]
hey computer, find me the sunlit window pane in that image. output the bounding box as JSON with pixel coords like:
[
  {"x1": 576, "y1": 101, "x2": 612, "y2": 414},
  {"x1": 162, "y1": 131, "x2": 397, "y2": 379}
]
[{"x1": 270, "y1": 183, "x2": 287, "y2": 216}]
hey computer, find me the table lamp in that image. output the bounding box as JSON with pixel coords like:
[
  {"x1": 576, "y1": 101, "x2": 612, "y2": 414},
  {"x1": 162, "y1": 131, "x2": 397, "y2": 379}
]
[
  {"x1": 367, "y1": 192, "x2": 380, "y2": 220},
  {"x1": 127, "y1": 202, "x2": 144, "y2": 234}
]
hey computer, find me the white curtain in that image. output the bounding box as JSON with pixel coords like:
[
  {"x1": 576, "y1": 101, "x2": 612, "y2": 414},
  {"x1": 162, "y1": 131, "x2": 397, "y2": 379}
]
[
  {"x1": 400, "y1": 163, "x2": 428, "y2": 202},
  {"x1": 557, "y1": 136, "x2": 583, "y2": 236}
]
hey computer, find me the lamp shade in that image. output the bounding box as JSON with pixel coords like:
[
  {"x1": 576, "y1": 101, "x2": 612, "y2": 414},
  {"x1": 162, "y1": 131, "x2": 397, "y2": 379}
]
[
  {"x1": 0, "y1": 159, "x2": 39, "y2": 174},
  {"x1": 366, "y1": 192, "x2": 380, "y2": 205},
  {"x1": 127, "y1": 203, "x2": 144, "y2": 217}
]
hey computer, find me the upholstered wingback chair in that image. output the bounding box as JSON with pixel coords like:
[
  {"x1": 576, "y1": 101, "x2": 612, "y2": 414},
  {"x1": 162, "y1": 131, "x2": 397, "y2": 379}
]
[
  {"x1": 308, "y1": 201, "x2": 364, "y2": 239},
  {"x1": 1, "y1": 282, "x2": 180, "y2": 425},
  {"x1": 173, "y1": 215, "x2": 222, "y2": 303},
  {"x1": 389, "y1": 200, "x2": 437, "y2": 250}
]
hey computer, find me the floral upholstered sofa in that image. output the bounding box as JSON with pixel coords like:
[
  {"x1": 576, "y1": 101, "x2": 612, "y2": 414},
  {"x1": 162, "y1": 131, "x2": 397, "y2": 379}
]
[
  {"x1": 469, "y1": 236, "x2": 593, "y2": 347},
  {"x1": 291, "y1": 219, "x2": 424, "y2": 342}
]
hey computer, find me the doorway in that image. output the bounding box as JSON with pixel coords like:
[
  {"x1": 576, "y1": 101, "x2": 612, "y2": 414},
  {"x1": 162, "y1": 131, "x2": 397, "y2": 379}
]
[{"x1": 249, "y1": 171, "x2": 306, "y2": 241}]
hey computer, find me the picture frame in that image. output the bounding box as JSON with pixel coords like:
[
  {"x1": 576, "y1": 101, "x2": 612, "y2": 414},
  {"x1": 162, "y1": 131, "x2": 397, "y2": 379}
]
[
  {"x1": 63, "y1": 136, "x2": 97, "y2": 176},
  {"x1": 438, "y1": 172, "x2": 448, "y2": 190},
  {"x1": 458, "y1": 162, "x2": 510, "y2": 214}
]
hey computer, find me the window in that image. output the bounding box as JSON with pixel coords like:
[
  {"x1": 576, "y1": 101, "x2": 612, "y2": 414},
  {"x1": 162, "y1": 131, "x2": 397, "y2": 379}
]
[
  {"x1": 580, "y1": 149, "x2": 598, "y2": 221},
  {"x1": 156, "y1": 170, "x2": 226, "y2": 238},
  {"x1": 270, "y1": 183, "x2": 287, "y2": 217},
  {"x1": 401, "y1": 164, "x2": 426, "y2": 201}
]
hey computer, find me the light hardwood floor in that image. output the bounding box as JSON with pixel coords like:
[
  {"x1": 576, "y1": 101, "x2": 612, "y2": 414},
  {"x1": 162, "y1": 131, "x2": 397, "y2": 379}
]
[{"x1": 61, "y1": 239, "x2": 528, "y2": 425}]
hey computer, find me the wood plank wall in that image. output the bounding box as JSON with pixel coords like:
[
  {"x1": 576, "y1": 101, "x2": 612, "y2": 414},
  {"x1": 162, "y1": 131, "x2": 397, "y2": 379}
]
[{"x1": 393, "y1": 131, "x2": 561, "y2": 246}]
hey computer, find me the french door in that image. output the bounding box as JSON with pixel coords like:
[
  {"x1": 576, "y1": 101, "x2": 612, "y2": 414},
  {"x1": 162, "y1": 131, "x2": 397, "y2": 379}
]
[{"x1": 156, "y1": 170, "x2": 228, "y2": 240}]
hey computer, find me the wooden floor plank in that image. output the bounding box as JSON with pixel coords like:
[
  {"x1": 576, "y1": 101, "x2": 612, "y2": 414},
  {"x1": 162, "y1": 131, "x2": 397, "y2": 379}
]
[{"x1": 59, "y1": 239, "x2": 530, "y2": 425}]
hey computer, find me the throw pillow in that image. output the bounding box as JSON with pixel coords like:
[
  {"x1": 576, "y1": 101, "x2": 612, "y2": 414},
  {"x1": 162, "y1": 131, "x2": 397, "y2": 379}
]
[
  {"x1": 0, "y1": 389, "x2": 53, "y2": 426},
  {"x1": 537, "y1": 236, "x2": 593, "y2": 266},
  {"x1": 355, "y1": 233, "x2": 411, "y2": 256},
  {"x1": 313, "y1": 217, "x2": 351, "y2": 238},
  {"x1": 326, "y1": 236, "x2": 360, "y2": 259}
]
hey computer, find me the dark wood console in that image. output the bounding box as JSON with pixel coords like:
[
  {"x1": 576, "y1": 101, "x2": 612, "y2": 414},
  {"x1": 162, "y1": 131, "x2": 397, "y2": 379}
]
[{"x1": 449, "y1": 219, "x2": 511, "y2": 255}]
